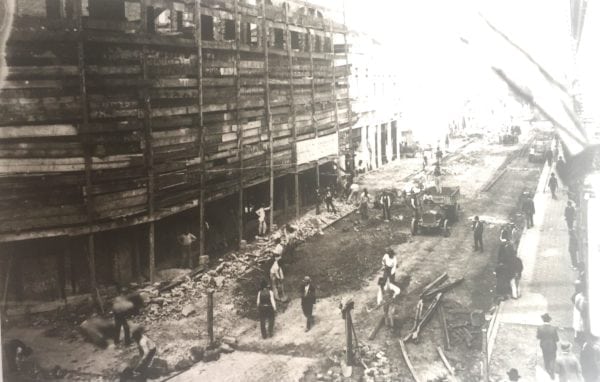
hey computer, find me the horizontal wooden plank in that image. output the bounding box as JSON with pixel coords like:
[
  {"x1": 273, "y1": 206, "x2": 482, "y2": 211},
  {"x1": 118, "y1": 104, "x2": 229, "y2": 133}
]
[{"x1": 0, "y1": 124, "x2": 78, "y2": 139}]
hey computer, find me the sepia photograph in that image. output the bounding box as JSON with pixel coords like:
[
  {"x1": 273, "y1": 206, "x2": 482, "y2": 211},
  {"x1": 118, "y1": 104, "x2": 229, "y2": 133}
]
[{"x1": 0, "y1": 0, "x2": 598, "y2": 380}]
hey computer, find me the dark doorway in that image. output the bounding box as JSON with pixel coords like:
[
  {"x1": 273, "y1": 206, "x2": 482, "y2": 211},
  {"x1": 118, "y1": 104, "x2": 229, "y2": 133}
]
[{"x1": 380, "y1": 123, "x2": 388, "y2": 165}]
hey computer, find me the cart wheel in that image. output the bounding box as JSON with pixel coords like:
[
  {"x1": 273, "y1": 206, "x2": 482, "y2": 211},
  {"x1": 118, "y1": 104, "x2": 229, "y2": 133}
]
[
  {"x1": 411, "y1": 218, "x2": 418, "y2": 235},
  {"x1": 443, "y1": 219, "x2": 450, "y2": 237}
]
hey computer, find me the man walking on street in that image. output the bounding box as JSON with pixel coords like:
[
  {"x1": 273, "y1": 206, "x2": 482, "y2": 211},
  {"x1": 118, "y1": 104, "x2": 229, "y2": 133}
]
[
  {"x1": 300, "y1": 276, "x2": 316, "y2": 332},
  {"x1": 380, "y1": 192, "x2": 392, "y2": 221},
  {"x1": 509, "y1": 255, "x2": 523, "y2": 299},
  {"x1": 537, "y1": 313, "x2": 560, "y2": 378},
  {"x1": 555, "y1": 342, "x2": 583, "y2": 382},
  {"x1": 522, "y1": 193, "x2": 535, "y2": 228},
  {"x1": 472, "y1": 216, "x2": 484, "y2": 252},
  {"x1": 565, "y1": 201, "x2": 575, "y2": 230},
  {"x1": 359, "y1": 189, "x2": 370, "y2": 220},
  {"x1": 324, "y1": 186, "x2": 337, "y2": 213},
  {"x1": 256, "y1": 279, "x2": 276, "y2": 339},
  {"x1": 549, "y1": 173, "x2": 559, "y2": 199}
]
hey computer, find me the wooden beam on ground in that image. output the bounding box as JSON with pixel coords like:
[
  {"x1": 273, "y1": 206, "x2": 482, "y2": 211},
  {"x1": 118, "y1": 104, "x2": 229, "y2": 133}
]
[
  {"x1": 436, "y1": 346, "x2": 455, "y2": 376},
  {"x1": 422, "y1": 278, "x2": 464, "y2": 299},
  {"x1": 368, "y1": 315, "x2": 386, "y2": 340},
  {"x1": 406, "y1": 299, "x2": 423, "y2": 337},
  {"x1": 398, "y1": 339, "x2": 422, "y2": 382},
  {"x1": 194, "y1": 0, "x2": 206, "y2": 260},
  {"x1": 262, "y1": 3, "x2": 274, "y2": 233},
  {"x1": 439, "y1": 304, "x2": 451, "y2": 350},
  {"x1": 420, "y1": 273, "x2": 448, "y2": 298}
]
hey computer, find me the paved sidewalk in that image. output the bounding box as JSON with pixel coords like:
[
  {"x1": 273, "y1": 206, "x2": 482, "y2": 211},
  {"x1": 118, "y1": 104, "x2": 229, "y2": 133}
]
[{"x1": 489, "y1": 162, "x2": 577, "y2": 381}]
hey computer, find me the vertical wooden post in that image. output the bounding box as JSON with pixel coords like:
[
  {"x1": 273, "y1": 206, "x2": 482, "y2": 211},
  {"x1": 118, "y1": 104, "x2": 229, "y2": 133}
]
[
  {"x1": 132, "y1": 228, "x2": 141, "y2": 280},
  {"x1": 261, "y1": 3, "x2": 274, "y2": 233},
  {"x1": 75, "y1": 0, "x2": 98, "y2": 300},
  {"x1": 316, "y1": 161, "x2": 320, "y2": 189},
  {"x1": 284, "y1": 3, "x2": 300, "y2": 218},
  {"x1": 148, "y1": 222, "x2": 155, "y2": 283},
  {"x1": 194, "y1": 0, "x2": 206, "y2": 260},
  {"x1": 141, "y1": 1, "x2": 155, "y2": 281},
  {"x1": 482, "y1": 328, "x2": 489, "y2": 382},
  {"x1": 87, "y1": 234, "x2": 97, "y2": 294},
  {"x1": 345, "y1": 309, "x2": 354, "y2": 365},
  {"x1": 57, "y1": 253, "x2": 66, "y2": 300},
  {"x1": 2, "y1": 254, "x2": 13, "y2": 315},
  {"x1": 234, "y1": 0, "x2": 244, "y2": 246},
  {"x1": 207, "y1": 290, "x2": 214, "y2": 346}
]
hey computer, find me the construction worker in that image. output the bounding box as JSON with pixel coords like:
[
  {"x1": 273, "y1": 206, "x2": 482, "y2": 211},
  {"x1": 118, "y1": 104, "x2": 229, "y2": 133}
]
[
  {"x1": 300, "y1": 276, "x2": 316, "y2": 332},
  {"x1": 380, "y1": 192, "x2": 391, "y2": 221},
  {"x1": 132, "y1": 326, "x2": 156, "y2": 379},
  {"x1": 376, "y1": 276, "x2": 400, "y2": 305},
  {"x1": 359, "y1": 189, "x2": 370, "y2": 220},
  {"x1": 347, "y1": 182, "x2": 360, "y2": 204},
  {"x1": 256, "y1": 205, "x2": 270, "y2": 237},
  {"x1": 324, "y1": 186, "x2": 337, "y2": 213},
  {"x1": 256, "y1": 279, "x2": 276, "y2": 339},
  {"x1": 269, "y1": 255, "x2": 286, "y2": 301},
  {"x1": 177, "y1": 231, "x2": 197, "y2": 268},
  {"x1": 381, "y1": 249, "x2": 398, "y2": 285}
]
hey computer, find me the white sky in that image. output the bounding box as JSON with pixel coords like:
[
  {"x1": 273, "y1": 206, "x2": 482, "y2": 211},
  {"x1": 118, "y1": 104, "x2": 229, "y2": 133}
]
[{"x1": 322, "y1": 0, "x2": 576, "y2": 143}]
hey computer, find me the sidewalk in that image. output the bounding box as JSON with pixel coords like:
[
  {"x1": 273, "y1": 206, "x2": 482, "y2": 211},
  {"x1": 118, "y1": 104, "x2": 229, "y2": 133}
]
[{"x1": 489, "y1": 162, "x2": 577, "y2": 381}]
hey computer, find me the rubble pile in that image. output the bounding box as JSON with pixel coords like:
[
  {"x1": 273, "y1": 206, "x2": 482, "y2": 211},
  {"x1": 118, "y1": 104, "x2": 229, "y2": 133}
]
[{"x1": 135, "y1": 202, "x2": 357, "y2": 323}]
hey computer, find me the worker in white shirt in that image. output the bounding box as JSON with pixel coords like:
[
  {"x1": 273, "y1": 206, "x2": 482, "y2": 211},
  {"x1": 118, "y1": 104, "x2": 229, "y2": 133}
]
[
  {"x1": 376, "y1": 276, "x2": 400, "y2": 305},
  {"x1": 177, "y1": 231, "x2": 197, "y2": 268},
  {"x1": 270, "y1": 255, "x2": 286, "y2": 301},
  {"x1": 271, "y1": 237, "x2": 285, "y2": 258},
  {"x1": 381, "y1": 249, "x2": 398, "y2": 285},
  {"x1": 256, "y1": 205, "x2": 270, "y2": 237},
  {"x1": 131, "y1": 326, "x2": 156, "y2": 379}
]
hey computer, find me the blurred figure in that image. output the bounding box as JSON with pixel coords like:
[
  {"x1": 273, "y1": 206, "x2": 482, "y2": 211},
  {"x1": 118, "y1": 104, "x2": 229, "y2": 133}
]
[
  {"x1": 472, "y1": 216, "x2": 484, "y2": 252},
  {"x1": 580, "y1": 334, "x2": 600, "y2": 382},
  {"x1": 300, "y1": 276, "x2": 316, "y2": 332},
  {"x1": 564, "y1": 201, "x2": 575, "y2": 230},
  {"x1": 256, "y1": 205, "x2": 270, "y2": 237},
  {"x1": 522, "y1": 194, "x2": 535, "y2": 228},
  {"x1": 324, "y1": 186, "x2": 337, "y2": 213},
  {"x1": 359, "y1": 189, "x2": 370, "y2": 220},
  {"x1": 132, "y1": 327, "x2": 156, "y2": 379},
  {"x1": 380, "y1": 192, "x2": 392, "y2": 221},
  {"x1": 555, "y1": 342, "x2": 583, "y2": 382},
  {"x1": 548, "y1": 173, "x2": 559, "y2": 199},
  {"x1": 2, "y1": 339, "x2": 32, "y2": 373},
  {"x1": 177, "y1": 231, "x2": 197, "y2": 268},
  {"x1": 505, "y1": 368, "x2": 521, "y2": 381},
  {"x1": 433, "y1": 162, "x2": 442, "y2": 194}
]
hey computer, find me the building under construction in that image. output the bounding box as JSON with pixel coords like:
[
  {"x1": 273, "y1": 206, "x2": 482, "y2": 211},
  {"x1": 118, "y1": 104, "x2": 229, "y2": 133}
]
[{"x1": 0, "y1": 0, "x2": 403, "y2": 304}]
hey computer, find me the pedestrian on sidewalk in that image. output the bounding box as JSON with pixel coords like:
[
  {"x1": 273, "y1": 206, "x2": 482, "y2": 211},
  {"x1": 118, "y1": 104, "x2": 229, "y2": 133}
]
[
  {"x1": 324, "y1": 186, "x2": 337, "y2": 213},
  {"x1": 504, "y1": 368, "x2": 521, "y2": 381},
  {"x1": 546, "y1": 148, "x2": 554, "y2": 167},
  {"x1": 381, "y1": 249, "x2": 398, "y2": 285},
  {"x1": 472, "y1": 216, "x2": 484, "y2": 252},
  {"x1": 555, "y1": 342, "x2": 583, "y2": 382},
  {"x1": 347, "y1": 182, "x2": 360, "y2": 204},
  {"x1": 580, "y1": 334, "x2": 600, "y2": 382},
  {"x1": 433, "y1": 162, "x2": 442, "y2": 194},
  {"x1": 565, "y1": 201, "x2": 576, "y2": 230},
  {"x1": 537, "y1": 313, "x2": 560, "y2": 379},
  {"x1": 522, "y1": 193, "x2": 535, "y2": 228},
  {"x1": 549, "y1": 173, "x2": 559, "y2": 199},
  {"x1": 380, "y1": 192, "x2": 392, "y2": 221},
  {"x1": 270, "y1": 255, "x2": 286, "y2": 301},
  {"x1": 569, "y1": 230, "x2": 579, "y2": 268},
  {"x1": 557, "y1": 156, "x2": 566, "y2": 182},
  {"x1": 300, "y1": 276, "x2": 316, "y2": 332},
  {"x1": 508, "y1": 255, "x2": 523, "y2": 299},
  {"x1": 256, "y1": 279, "x2": 276, "y2": 339},
  {"x1": 573, "y1": 289, "x2": 587, "y2": 345},
  {"x1": 359, "y1": 189, "x2": 370, "y2": 220},
  {"x1": 495, "y1": 261, "x2": 512, "y2": 301},
  {"x1": 256, "y1": 205, "x2": 270, "y2": 237}
]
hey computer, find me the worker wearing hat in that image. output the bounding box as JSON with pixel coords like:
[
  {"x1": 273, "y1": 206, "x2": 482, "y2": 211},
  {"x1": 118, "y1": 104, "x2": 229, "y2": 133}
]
[
  {"x1": 300, "y1": 276, "x2": 316, "y2": 332},
  {"x1": 537, "y1": 313, "x2": 560, "y2": 378}
]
